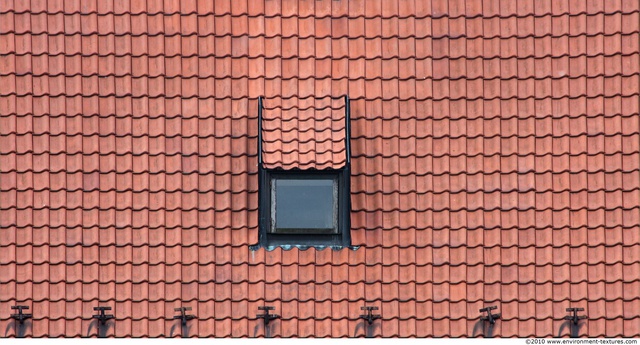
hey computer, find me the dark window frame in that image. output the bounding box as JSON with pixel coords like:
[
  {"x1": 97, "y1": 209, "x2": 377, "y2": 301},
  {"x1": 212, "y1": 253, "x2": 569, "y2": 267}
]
[{"x1": 258, "y1": 168, "x2": 351, "y2": 248}]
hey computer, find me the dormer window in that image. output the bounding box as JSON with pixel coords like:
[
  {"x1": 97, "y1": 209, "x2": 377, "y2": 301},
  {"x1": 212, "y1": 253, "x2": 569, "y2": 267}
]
[
  {"x1": 259, "y1": 169, "x2": 350, "y2": 247},
  {"x1": 255, "y1": 96, "x2": 352, "y2": 249}
]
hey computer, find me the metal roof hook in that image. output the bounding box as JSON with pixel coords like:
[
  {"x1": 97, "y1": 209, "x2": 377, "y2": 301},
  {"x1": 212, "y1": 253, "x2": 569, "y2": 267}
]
[
  {"x1": 565, "y1": 307, "x2": 587, "y2": 325},
  {"x1": 564, "y1": 307, "x2": 587, "y2": 338},
  {"x1": 479, "y1": 306, "x2": 501, "y2": 325},
  {"x1": 92, "y1": 306, "x2": 114, "y2": 325},
  {"x1": 173, "y1": 307, "x2": 196, "y2": 326},
  {"x1": 257, "y1": 306, "x2": 280, "y2": 326},
  {"x1": 359, "y1": 306, "x2": 381, "y2": 325},
  {"x1": 10, "y1": 306, "x2": 32, "y2": 325}
]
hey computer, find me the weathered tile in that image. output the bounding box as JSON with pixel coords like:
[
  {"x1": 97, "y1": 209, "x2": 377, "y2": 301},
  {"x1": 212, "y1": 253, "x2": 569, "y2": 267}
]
[{"x1": 0, "y1": 0, "x2": 638, "y2": 338}]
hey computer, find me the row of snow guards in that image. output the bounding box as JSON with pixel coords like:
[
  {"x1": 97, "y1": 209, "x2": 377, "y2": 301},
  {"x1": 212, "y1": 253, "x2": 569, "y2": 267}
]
[{"x1": 6, "y1": 304, "x2": 588, "y2": 338}]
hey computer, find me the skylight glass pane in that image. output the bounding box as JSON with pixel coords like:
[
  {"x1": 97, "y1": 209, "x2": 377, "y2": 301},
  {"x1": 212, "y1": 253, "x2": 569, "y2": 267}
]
[{"x1": 274, "y1": 178, "x2": 335, "y2": 231}]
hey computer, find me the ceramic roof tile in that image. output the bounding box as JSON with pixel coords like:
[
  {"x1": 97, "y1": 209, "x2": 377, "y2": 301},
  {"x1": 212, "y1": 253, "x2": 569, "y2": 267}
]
[{"x1": 1, "y1": 0, "x2": 639, "y2": 338}]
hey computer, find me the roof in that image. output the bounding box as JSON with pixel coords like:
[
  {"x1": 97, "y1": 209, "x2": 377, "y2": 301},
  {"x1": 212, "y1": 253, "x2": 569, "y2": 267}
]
[
  {"x1": 262, "y1": 96, "x2": 348, "y2": 170},
  {"x1": 0, "y1": 0, "x2": 639, "y2": 338}
]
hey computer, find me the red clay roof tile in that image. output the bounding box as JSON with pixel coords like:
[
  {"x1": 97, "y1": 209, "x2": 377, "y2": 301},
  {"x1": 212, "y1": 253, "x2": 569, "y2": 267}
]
[{"x1": 1, "y1": 0, "x2": 639, "y2": 338}]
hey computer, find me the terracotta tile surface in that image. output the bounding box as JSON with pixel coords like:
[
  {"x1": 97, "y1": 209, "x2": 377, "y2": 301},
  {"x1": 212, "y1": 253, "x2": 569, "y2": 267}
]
[
  {"x1": 1, "y1": 0, "x2": 639, "y2": 338},
  {"x1": 261, "y1": 96, "x2": 348, "y2": 170}
]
